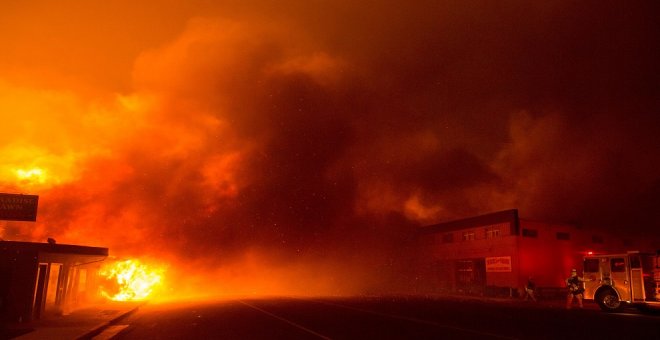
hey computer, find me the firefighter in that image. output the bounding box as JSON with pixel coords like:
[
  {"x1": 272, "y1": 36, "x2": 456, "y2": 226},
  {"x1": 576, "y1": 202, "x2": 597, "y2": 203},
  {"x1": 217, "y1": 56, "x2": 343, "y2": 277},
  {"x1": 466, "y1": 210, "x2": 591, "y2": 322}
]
[
  {"x1": 566, "y1": 268, "x2": 585, "y2": 309},
  {"x1": 524, "y1": 276, "x2": 537, "y2": 302}
]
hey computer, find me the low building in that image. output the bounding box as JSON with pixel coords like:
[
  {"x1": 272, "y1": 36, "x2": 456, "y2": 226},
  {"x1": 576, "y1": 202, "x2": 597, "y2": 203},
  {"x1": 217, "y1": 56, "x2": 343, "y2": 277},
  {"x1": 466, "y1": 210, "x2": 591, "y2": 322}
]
[
  {"x1": 415, "y1": 209, "x2": 657, "y2": 297},
  {"x1": 0, "y1": 241, "x2": 108, "y2": 324}
]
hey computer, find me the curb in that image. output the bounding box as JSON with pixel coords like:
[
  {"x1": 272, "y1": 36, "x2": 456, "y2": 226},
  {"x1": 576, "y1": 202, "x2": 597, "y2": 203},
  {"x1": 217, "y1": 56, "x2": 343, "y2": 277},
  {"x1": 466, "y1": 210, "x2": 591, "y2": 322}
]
[{"x1": 75, "y1": 303, "x2": 145, "y2": 340}]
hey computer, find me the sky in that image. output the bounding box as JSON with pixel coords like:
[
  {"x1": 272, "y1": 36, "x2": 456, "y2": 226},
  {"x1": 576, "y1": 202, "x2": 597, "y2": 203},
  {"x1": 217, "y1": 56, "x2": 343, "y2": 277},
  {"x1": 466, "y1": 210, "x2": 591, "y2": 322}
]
[{"x1": 1, "y1": 1, "x2": 659, "y2": 295}]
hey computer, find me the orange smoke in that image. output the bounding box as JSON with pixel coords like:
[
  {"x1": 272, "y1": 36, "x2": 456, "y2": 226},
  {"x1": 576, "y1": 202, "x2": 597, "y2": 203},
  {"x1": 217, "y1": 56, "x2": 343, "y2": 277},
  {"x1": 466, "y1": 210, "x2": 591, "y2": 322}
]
[
  {"x1": 2, "y1": 1, "x2": 658, "y2": 301},
  {"x1": 0, "y1": 16, "x2": 370, "y2": 298},
  {"x1": 0, "y1": 14, "x2": 489, "y2": 298}
]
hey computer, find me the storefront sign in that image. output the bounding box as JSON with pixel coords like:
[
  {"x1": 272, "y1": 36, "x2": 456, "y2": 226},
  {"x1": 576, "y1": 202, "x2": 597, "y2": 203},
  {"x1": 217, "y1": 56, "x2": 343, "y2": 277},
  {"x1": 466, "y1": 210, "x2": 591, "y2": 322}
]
[
  {"x1": 486, "y1": 256, "x2": 512, "y2": 272},
  {"x1": 0, "y1": 193, "x2": 39, "y2": 221}
]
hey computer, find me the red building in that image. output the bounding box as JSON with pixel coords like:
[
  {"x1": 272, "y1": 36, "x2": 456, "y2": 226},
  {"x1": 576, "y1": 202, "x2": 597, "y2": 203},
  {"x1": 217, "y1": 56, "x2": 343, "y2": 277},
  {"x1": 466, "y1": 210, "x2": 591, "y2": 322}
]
[{"x1": 415, "y1": 209, "x2": 658, "y2": 297}]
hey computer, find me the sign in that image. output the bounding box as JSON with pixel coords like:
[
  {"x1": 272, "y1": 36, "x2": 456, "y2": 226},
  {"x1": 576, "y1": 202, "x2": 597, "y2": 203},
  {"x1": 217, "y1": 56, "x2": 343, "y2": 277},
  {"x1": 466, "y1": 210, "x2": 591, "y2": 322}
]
[
  {"x1": 486, "y1": 256, "x2": 512, "y2": 272},
  {"x1": 0, "y1": 193, "x2": 39, "y2": 221}
]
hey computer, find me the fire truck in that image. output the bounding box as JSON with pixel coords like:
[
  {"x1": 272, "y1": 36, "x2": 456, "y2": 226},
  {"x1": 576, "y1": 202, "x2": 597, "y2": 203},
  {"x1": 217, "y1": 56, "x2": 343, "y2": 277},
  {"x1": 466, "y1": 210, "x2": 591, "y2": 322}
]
[{"x1": 583, "y1": 251, "x2": 660, "y2": 312}]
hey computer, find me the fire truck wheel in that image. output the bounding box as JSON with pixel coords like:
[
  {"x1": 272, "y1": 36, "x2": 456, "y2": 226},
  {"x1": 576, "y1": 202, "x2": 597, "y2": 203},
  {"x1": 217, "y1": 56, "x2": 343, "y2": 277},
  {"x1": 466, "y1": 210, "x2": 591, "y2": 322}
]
[{"x1": 596, "y1": 289, "x2": 623, "y2": 312}]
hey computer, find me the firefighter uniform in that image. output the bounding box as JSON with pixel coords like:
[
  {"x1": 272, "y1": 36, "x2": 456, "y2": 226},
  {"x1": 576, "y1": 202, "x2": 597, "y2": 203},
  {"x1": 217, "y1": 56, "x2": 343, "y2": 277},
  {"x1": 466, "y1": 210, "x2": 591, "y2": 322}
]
[{"x1": 566, "y1": 269, "x2": 585, "y2": 309}]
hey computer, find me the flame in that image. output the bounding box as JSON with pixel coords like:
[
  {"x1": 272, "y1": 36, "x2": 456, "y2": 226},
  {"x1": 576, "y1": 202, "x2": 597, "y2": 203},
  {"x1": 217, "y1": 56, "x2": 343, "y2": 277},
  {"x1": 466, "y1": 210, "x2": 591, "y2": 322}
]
[
  {"x1": 100, "y1": 259, "x2": 165, "y2": 301},
  {"x1": 16, "y1": 167, "x2": 47, "y2": 184}
]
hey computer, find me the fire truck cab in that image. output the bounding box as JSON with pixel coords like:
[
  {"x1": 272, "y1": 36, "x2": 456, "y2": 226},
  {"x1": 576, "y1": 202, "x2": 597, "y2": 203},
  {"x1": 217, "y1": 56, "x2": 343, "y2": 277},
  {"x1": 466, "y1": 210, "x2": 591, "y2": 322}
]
[{"x1": 583, "y1": 251, "x2": 660, "y2": 312}]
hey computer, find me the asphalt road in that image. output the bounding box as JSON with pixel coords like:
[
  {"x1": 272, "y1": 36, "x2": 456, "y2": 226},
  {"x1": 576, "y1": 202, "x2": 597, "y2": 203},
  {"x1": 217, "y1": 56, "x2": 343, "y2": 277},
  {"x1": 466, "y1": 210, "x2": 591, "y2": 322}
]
[{"x1": 110, "y1": 296, "x2": 660, "y2": 340}]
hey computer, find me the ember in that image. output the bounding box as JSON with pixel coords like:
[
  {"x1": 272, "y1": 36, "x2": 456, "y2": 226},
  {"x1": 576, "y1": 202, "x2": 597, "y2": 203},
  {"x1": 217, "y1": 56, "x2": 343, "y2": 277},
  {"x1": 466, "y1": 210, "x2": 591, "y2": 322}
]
[{"x1": 100, "y1": 259, "x2": 165, "y2": 301}]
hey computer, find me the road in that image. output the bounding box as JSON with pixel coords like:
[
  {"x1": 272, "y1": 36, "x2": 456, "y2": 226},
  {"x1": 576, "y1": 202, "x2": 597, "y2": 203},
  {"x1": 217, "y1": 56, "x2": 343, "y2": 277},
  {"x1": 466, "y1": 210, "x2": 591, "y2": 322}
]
[{"x1": 107, "y1": 296, "x2": 660, "y2": 339}]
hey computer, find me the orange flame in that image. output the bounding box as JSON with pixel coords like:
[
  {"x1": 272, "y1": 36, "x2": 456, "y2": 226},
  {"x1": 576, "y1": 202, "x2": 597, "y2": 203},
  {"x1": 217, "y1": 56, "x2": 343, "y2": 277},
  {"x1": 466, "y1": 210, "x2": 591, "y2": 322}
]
[
  {"x1": 15, "y1": 167, "x2": 47, "y2": 185},
  {"x1": 99, "y1": 259, "x2": 165, "y2": 301}
]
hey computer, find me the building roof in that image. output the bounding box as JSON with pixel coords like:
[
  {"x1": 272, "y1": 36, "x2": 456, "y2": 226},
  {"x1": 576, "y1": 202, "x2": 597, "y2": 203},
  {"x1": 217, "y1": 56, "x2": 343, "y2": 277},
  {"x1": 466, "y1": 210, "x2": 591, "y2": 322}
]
[
  {"x1": 0, "y1": 240, "x2": 108, "y2": 257},
  {"x1": 417, "y1": 209, "x2": 520, "y2": 235}
]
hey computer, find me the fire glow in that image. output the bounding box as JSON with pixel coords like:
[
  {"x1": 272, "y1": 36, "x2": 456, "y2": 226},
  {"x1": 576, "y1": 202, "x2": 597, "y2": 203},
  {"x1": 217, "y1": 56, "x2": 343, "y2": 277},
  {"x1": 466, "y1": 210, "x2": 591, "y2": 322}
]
[
  {"x1": 1, "y1": 1, "x2": 656, "y2": 303},
  {"x1": 100, "y1": 259, "x2": 165, "y2": 301},
  {"x1": 15, "y1": 168, "x2": 47, "y2": 185}
]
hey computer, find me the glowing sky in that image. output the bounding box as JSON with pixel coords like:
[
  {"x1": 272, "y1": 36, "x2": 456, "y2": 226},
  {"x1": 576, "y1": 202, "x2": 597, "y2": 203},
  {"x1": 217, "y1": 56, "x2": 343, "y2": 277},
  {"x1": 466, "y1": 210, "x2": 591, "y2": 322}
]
[{"x1": 1, "y1": 1, "x2": 659, "y2": 295}]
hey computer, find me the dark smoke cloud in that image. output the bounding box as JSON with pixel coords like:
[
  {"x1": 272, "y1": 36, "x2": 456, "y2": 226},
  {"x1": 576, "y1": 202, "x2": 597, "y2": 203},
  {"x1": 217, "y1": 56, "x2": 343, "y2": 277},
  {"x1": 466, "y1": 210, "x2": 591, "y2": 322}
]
[{"x1": 2, "y1": 1, "x2": 660, "y2": 293}]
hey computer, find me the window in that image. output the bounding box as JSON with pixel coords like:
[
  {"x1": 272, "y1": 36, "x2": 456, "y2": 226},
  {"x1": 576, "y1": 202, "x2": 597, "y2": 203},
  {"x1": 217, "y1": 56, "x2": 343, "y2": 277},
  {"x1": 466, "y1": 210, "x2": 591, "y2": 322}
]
[
  {"x1": 462, "y1": 231, "x2": 475, "y2": 241},
  {"x1": 556, "y1": 232, "x2": 570, "y2": 240},
  {"x1": 442, "y1": 233, "x2": 454, "y2": 243},
  {"x1": 486, "y1": 228, "x2": 500, "y2": 239},
  {"x1": 630, "y1": 255, "x2": 641, "y2": 269},
  {"x1": 456, "y1": 260, "x2": 474, "y2": 272},
  {"x1": 522, "y1": 229, "x2": 537, "y2": 238},
  {"x1": 611, "y1": 258, "x2": 625, "y2": 272},
  {"x1": 592, "y1": 235, "x2": 604, "y2": 244},
  {"x1": 584, "y1": 259, "x2": 599, "y2": 273}
]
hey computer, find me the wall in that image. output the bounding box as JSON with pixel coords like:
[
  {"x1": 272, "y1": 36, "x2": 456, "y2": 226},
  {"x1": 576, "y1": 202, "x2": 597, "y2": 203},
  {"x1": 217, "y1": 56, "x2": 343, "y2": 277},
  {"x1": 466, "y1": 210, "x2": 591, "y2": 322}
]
[
  {"x1": 517, "y1": 219, "x2": 649, "y2": 289},
  {"x1": 0, "y1": 249, "x2": 38, "y2": 323},
  {"x1": 418, "y1": 219, "x2": 520, "y2": 293}
]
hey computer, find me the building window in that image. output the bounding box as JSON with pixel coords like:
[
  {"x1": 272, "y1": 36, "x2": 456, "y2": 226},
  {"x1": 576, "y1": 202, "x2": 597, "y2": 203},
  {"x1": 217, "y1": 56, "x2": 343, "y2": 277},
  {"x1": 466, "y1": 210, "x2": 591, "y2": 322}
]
[
  {"x1": 486, "y1": 228, "x2": 500, "y2": 239},
  {"x1": 556, "y1": 232, "x2": 570, "y2": 240},
  {"x1": 442, "y1": 233, "x2": 454, "y2": 243},
  {"x1": 592, "y1": 235, "x2": 604, "y2": 244},
  {"x1": 462, "y1": 231, "x2": 475, "y2": 241},
  {"x1": 522, "y1": 228, "x2": 537, "y2": 238}
]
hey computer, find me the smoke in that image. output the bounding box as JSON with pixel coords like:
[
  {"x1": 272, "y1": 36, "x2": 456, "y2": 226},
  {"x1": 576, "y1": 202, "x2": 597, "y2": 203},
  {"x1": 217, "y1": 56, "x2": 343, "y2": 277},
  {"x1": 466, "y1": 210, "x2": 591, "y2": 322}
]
[{"x1": 1, "y1": 1, "x2": 659, "y2": 294}]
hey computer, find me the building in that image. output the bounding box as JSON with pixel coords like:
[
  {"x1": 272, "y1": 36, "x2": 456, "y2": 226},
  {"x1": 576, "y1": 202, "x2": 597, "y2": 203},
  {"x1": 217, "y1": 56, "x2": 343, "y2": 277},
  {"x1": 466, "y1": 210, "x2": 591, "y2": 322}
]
[
  {"x1": 414, "y1": 209, "x2": 657, "y2": 297},
  {"x1": 0, "y1": 241, "x2": 108, "y2": 324}
]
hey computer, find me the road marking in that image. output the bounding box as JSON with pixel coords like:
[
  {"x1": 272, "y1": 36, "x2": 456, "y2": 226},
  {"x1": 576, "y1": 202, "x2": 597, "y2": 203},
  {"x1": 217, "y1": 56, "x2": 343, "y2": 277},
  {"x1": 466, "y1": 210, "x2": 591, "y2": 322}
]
[
  {"x1": 239, "y1": 300, "x2": 333, "y2": 340},
  {"x1": 306, "y1": 299, "x2": 517, "y2": 340},
  {"x1": 91, "y1": 325, "x2": 129, "y2": 340}
]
